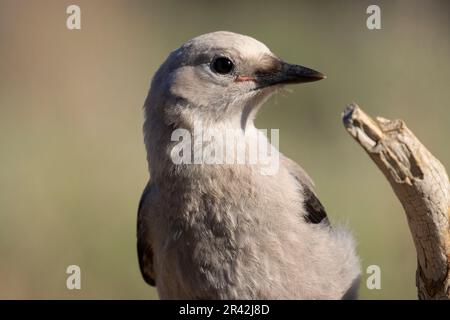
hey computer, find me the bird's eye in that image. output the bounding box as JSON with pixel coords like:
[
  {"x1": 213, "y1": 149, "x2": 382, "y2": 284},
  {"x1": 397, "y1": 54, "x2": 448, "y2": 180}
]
[{"x1": 211, "y1": 57, "x2": 234, "y2": 74}]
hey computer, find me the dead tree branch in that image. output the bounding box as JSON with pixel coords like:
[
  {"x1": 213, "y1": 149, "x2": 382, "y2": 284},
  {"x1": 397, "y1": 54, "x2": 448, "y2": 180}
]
[{"x1": 342, "y1": 103, "x2": 450, "y2": 299}]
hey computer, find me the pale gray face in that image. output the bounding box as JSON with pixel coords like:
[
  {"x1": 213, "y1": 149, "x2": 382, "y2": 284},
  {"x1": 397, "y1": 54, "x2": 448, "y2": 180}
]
[{"x1": 148, "y1": 31, "x2": 324, "y2": 127}]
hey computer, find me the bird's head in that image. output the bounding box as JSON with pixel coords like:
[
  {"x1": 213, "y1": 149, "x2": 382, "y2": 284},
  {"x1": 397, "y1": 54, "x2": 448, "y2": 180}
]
[{"x1": 145, "y1": 31, "x2": 325, "y2": 131}]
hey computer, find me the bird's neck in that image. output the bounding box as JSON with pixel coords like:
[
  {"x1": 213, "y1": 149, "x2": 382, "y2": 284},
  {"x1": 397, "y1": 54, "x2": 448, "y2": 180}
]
[{"x1": 145, "y1": 117, "x2": 280, "y2": 186}]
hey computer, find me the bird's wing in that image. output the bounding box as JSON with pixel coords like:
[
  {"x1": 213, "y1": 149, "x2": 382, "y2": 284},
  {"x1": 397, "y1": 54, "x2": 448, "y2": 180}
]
[
  {"x1": 281, "y1": 155, "x2": 329, "y2": 225},
  {"x1": 137, "y1": 182, "x2": 156, "y2": 286}
]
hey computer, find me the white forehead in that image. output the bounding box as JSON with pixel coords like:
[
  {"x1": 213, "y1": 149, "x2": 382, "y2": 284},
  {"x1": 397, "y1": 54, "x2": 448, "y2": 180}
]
[{"x1": 183, "y1": 31, "x2": 272, "y2": 58}]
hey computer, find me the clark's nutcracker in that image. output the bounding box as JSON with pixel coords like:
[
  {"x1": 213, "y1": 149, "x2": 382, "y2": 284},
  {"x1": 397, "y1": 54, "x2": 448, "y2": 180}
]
[{"x1": 137, "y1": 31, "x2": 360, "y2": 299}]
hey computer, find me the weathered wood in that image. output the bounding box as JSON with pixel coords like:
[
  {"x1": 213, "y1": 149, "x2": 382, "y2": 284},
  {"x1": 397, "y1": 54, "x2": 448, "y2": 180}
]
[{"x1": 342, "y1": 103, "x2": 450, "y2": 299}]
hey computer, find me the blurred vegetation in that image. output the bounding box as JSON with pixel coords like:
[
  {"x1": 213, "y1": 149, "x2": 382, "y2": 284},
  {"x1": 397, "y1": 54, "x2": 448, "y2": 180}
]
[{"x1": 0, "y1": 0, "x2": 449, "y2": 299}]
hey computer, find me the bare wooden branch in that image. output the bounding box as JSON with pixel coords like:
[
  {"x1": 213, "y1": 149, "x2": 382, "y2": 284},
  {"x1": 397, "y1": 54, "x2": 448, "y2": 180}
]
[{"x1": 342, "y1": 103, "x2": 450, "y2": 299}]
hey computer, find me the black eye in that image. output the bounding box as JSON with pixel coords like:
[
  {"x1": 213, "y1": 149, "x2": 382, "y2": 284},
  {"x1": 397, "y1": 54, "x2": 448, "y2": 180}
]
[{"x1": 211, "y1": 57, "x2": 234, "y2": 74}]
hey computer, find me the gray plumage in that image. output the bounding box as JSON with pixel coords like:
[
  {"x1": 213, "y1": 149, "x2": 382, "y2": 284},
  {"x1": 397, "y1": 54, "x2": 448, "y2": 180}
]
[{"x1": 137, "y1": 31, "x2": 360, "y2": 299}]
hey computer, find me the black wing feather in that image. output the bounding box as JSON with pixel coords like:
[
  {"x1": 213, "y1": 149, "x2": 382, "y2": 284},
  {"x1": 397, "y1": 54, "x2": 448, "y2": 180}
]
[
  {"x1": 302, "y1": 186, "x2": 329, "y2": 225},
  {"x1": 137, "y1": 183, "x2": 156, "y2": 286}
]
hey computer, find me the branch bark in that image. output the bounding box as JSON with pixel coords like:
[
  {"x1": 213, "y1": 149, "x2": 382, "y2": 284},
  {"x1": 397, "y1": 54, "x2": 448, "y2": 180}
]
[{"x1": 342, "y1": 103, "x2": 450, "y2": 299}]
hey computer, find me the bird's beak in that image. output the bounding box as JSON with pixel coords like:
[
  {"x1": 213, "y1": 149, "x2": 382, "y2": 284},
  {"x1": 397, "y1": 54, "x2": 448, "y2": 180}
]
[{"x1": 254, "y1": 61, "x2": 325, "y2": 89}]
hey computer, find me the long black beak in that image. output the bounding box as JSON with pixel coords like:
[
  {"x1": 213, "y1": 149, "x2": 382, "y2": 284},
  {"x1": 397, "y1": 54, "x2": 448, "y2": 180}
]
[{"x1": 255, "y1": 61, "x2": 325, "y2": 89}]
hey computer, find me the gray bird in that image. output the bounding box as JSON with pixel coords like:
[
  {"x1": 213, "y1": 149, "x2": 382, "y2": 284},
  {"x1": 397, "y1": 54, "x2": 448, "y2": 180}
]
[{"x1": 137, "y1": 31, "x2": 360, "y2": 299}]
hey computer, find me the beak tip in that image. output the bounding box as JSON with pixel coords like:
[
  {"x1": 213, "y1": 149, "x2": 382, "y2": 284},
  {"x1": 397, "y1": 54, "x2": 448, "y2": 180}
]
[{"x1": 316, "y1": 72, "x2": 326, "y2": 80}]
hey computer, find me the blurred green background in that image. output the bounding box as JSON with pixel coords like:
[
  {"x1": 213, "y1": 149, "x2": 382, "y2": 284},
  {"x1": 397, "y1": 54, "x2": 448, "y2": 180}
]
[{"x1": 0, "y1": 0, "x2": 449, "y2": 299}]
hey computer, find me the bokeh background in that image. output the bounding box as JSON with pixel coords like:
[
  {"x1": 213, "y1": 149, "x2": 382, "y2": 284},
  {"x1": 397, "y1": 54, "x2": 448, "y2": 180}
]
[{"x1": 0, "y1": 0, "x2": 449, "y2": 299}]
